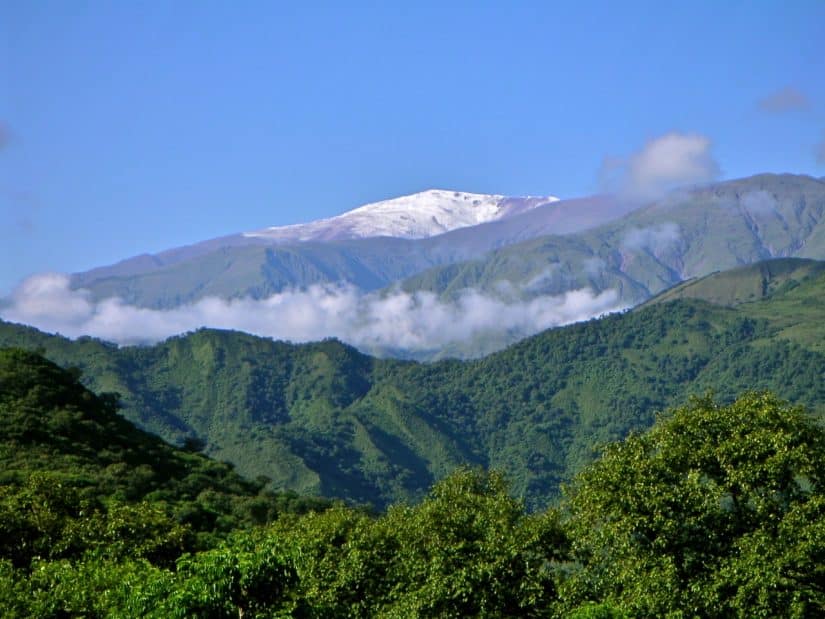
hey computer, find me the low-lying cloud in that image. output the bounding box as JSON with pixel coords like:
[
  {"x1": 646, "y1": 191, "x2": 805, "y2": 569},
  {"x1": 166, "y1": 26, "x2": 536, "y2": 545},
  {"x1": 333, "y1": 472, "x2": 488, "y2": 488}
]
[
  {"x1": 600, "y1": 132, "x2": 720, "y2": 202},
  {"x1": 1, "y1": 273, "x2": 622, "y2": 353}
]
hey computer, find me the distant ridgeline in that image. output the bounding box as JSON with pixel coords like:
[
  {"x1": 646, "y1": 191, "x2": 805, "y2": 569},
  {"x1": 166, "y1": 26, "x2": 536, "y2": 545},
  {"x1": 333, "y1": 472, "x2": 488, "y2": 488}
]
[
  {"x1": 1, "y1": 257, "x2": 824, "y2": 511},
  {"x1": 70, "y1": 174, "x2": 825, "y2": 303},
  {"x1": 56, "y1": 173, "x2": 825, "y2": 359},
  {"x1": 1, "y1": 349, "x2": 822, "y2": 616}
]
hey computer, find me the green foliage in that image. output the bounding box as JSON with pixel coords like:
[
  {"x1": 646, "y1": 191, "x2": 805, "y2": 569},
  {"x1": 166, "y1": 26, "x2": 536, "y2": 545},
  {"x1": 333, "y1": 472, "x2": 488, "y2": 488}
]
[
  {"x1": 148, "y1": 535, "x2": 296, "y2": 618},
  {"x1": 0, "y1": 475, "x2": 190, "y2": 569},
  {"x1": 1, "y1": 358, "x2": 823, "y2": 618},
  {"x1": 234, "y1": 468, "x2": 566, "y2": 618},
  {"x1": 560, "y1": 392, "x2": 825, "y2": 617},
  {"x1": 2, "y1": 261, "x2": 825, "y2": 511},
  {"x1": 0, "y1": 348, "x2": 332, "y2": 543},
  {"x1": 373, "y1": 469, "x2": 566, "y2": 617}
]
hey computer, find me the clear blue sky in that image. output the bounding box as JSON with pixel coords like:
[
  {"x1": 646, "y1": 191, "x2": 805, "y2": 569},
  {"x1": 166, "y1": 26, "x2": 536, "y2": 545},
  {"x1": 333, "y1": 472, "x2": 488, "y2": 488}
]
[{"x1": 1, "y1": 1, "x2": 824, "y2": 293}]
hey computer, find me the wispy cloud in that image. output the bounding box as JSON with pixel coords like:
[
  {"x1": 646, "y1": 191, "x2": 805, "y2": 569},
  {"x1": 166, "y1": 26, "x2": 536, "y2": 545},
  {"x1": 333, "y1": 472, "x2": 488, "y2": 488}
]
[
  {"x1": 758, "y1": 86, "x2": 810, "y2": 113},
  {"x1": 0, "y1": 273, "x2": 622, "y2": 353},
  {"x1": 741, "y1": 190, "x2": 778, "y2": 215},
  {"x1": 599, "y1": 132, "x2": 720, "y2": 202},
  {"x1": 0, "y1": 122, "x2": 10, "y2": 150},
  {"x1": 621, "y1": 223, "x2": 681, "y2": 253},
  {"x1": 817, "y1": 133, "x2": 825, "y2": 166}
]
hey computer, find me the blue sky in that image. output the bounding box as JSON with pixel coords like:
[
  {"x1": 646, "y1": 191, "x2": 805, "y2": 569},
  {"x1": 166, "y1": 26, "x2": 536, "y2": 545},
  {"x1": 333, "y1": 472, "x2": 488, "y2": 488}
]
[{"x1": 1, "y1": 1, "x2": 824, "y2": 293}]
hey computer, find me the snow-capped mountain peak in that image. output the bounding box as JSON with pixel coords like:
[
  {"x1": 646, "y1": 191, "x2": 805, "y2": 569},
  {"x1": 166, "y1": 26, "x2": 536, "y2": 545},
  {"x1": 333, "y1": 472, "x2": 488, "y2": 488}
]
[{"x1": 244, "y1": 189, "x2": 560, "y2": 242}]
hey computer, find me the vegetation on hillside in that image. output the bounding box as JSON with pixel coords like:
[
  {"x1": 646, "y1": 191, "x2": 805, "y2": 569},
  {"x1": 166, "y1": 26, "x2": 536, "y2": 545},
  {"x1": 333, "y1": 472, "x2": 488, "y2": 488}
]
[
  {"x1": 1, "y1": 353, "x2": 822, "y2": 617},
  {"x1": 0, "y1": 348, "x2": 332, "y2": 559},
  {"x1": 1, "y1": 260, "x2": 824, "y2": 509}
]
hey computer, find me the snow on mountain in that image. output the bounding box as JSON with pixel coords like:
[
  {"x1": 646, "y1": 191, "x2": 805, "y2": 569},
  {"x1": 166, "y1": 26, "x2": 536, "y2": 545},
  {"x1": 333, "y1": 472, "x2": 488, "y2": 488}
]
[{"x1": 244, "y1": 189, "x2": 560, "y2": 242}]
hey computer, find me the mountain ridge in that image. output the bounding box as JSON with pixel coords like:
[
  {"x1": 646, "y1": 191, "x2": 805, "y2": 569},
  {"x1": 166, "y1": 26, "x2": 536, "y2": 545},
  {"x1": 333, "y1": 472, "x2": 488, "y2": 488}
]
[
  {"x1": 70, "y1": 174, "x2": 825, "y2": 312},
  {"x1": 3, "y1": 173, "x2": 821, "y2": 362},
  {"x1": 2, "y1": 257, "x2": 824, "y2": 508}
]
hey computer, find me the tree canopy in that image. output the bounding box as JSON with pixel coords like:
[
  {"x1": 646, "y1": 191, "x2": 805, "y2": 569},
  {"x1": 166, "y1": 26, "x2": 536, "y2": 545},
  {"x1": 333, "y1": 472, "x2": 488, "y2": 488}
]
[
  {"x1": 2, "y1": 349, "x2": 823, "y2": 617},
  {"x1": 560, "y1": 392, "x2": 825, "y2": 618}
]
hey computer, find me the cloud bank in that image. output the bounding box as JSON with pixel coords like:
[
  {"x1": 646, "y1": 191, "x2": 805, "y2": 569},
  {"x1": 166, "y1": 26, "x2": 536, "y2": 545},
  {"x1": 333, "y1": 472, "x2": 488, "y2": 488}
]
[
  {"x1": 0, "y1": 273, "x2": 622, "y2": 353},
  {"x1": 758, "y1": 86, "x2": 810, "y2": 113},
  {"x1": 600, "y1": 132, "x2": 720, "y2": 202}
]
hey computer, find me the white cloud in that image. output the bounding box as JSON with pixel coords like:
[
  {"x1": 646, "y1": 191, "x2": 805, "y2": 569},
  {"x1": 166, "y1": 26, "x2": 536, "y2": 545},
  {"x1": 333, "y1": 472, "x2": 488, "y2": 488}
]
[
  {"x1": 0, "y1": 273, "x2": 623, "y2": 353},
  {"x1": 600, "y1": 132, "x2": 720, "y2": 202}
]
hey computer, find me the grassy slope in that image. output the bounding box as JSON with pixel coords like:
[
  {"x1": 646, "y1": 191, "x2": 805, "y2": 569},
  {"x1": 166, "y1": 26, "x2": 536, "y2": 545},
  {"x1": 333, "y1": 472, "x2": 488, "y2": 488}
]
[
  {"x1": 1, "y1": 259, "x2": 823, "y2": 509},
  {"x1": 642, "y1": 257, "x2": 825, "y2": 307}
]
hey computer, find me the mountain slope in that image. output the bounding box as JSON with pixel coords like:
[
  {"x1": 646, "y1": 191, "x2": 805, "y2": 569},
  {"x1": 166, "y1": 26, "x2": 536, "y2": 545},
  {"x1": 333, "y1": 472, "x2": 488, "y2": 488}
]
[
  {"x1": 2, "y1": 258, "x2": 824, "y2": 509},
  {"x1": 402, "y1": 173, "x2": 825, "y2": 303},
  {"x1": 642, "y1": 257, "x2": 825, "y2": 307},
  {"x1": 59, "y1": 173, "x2": 825, "y2": 363},
  {"x1": 0, "y1": 349, "x2": 332, "y2": 539},
  {"x1": 69, "y1": 195, "x2": 612, "y2": 309},
  {"x1": 71, "y1": 174, "x2": 825, "y2": 311}
]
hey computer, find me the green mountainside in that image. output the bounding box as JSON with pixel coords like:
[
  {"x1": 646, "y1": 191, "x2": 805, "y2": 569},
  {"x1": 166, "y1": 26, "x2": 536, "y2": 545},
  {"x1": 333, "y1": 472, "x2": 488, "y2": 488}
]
[
  {"x1": 2, "y1": 258, "x2": 824, "y2": 509},
  {"x1": 3, "y1": 363, "x2": 821, "y2": 616},
  {"x1": 642, "y1": 257, "x2": 825, "y2": 307},
  {"x1": 0, "y1": 349, "x2": 331, "y2": 547}
]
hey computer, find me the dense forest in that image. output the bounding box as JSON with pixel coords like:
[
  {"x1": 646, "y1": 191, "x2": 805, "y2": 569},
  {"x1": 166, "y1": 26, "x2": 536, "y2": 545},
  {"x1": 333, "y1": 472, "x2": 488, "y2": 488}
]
[
  {"x1": 0, "y1": 350, "x2": 822, "y2": 617},
  {"x1": 1, "y1": 259, "x2": 824, "y2": 509}
]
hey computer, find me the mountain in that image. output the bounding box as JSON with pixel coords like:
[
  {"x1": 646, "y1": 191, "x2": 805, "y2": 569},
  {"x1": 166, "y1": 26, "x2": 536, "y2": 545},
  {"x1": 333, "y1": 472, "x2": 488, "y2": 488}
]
[
  {"x1": 7, "y1": 362, "x2": 817, "y2": 618},
  {"x1": 2, "y1": 258, "x2": 824, "y2": 509},
  {"x1": 68, "y1": 193, "x2": 613, "y2": 309},
  {"x1": 55, "y1": 174, "x2": 825, "y2": 360},
  {"x1": 69, "y1": 174, "x2": 825, "y2": 312},
  {"x1": 245, "y1": 189, "x2": 559, "y2": 241},
  {"x1": 402, "y1": 173, "x2": 825, "y2": 302}
]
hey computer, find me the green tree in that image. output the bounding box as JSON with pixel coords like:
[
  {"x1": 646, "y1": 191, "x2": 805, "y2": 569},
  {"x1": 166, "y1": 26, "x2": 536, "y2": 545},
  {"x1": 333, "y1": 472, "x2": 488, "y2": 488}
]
[
  {"x1": 139, "y1": 530, "x2": 297, "y2": 618},
  {"x1": 559, "y1": 392, "x2": 825, "y2": 618},
  {"x1": 379, "y1": 468, "x2": 567, "y2": 617}
]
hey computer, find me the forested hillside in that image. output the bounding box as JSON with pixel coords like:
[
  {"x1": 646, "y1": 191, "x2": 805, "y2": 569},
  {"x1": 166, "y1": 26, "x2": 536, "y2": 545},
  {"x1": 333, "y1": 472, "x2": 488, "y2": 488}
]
[
  {"x1": 0, "y1": 348, "x2": 332, "y2": 545},
  {"x1": 1, "y1": 356, "x2": 822, "y2": 616},
  {"x1": 1, "y1": 259, "x2": 824, "y2": 509}
]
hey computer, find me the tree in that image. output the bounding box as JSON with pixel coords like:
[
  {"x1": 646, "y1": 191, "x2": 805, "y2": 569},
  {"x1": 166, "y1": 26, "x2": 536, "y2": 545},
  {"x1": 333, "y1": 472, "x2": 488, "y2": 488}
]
[
  {"x1": 380, "y1": 468, "x2": 568, "y2": 617},
  {"x1": 143, "y1": 530, "x2": 297, "y2": 618},
  {"x1": 559, "y1": 392, "x2": 825, "y2": 618}
]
